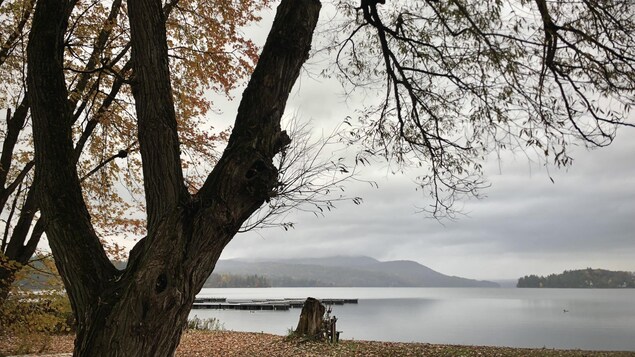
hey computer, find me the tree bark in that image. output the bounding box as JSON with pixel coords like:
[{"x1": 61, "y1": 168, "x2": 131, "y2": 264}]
[
  {"x1": 28, "y1": 0, "x2": 118, "y2": 324},
  {"x1": 128, "y1": 0, "x2": 187, "y2": 235},
  {"x1": 295, "y1": 297, "x2": 326, "y2": 338},
  {"x1": 27, "y1": 0, "x2": 321, "y2": 355}
]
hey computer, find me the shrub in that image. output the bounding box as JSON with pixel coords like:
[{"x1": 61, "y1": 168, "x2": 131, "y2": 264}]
[
  {"x1": 186, "y1": 316, "x2": 224, "y2": 331},
  {"x1": 0, "y1": 255, "x2": 74, "y2": 335}
]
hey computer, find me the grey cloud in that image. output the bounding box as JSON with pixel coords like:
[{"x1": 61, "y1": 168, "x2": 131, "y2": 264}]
[
  {"x1": 217, "y1": 6, "x2": 635, "y2": 281},
  {"x1": 223, "y1": 129, "x2": 635, "y2": 280}
]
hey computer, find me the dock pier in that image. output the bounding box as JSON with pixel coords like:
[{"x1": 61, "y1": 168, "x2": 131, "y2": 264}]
[{"x1": 192, "y1": 297, "x2": 358, "y2": 311}]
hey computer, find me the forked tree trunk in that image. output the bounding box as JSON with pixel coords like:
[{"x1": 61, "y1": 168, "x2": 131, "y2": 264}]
[
  {"x1": 72, "y1": 212, "x2": 227, "y2": 356},
  {"x1": 26, "y1": 0, "x2": 321, "y2": 355}
]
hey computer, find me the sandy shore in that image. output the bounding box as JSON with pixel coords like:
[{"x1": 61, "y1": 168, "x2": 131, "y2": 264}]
[{"x1": 2, "y1": 331, "x2": 633, "y2": 356}]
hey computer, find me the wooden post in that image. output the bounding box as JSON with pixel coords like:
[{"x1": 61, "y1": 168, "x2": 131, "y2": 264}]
[{"x1": 330, "y1": 317, "x2": 338, "y2": 343}]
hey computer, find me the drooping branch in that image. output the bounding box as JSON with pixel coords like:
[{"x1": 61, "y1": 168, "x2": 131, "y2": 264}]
[
  {"x1": 532, "y1": 0, "x2": 635, "y2": 147},
  {"x1": 334, "y1": 0, "x2": 635, "y2": 217},
  {"x1": 354, "y1": 0, "x2": 484, "y2": 217},
  {"x1": 128, "y1": 0, "x2": 189, "y2": 234}
]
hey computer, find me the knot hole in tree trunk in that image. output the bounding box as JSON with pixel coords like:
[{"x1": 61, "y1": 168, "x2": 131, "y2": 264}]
[
  {"x1": 245, "y1": 160, "x2": 269, "y2": 180},
  {"x1": 155, "y1": 273, "x2": 167, "y2": 294}
]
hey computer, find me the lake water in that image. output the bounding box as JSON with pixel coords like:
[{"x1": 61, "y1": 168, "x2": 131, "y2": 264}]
[{"x1": 191, "y1": 287, "x2": 635, "y2": 351}]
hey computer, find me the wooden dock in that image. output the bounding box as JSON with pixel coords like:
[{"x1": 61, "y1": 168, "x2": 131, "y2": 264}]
[{"x1": 192, "y1": 297, "x2": 358, "y2": 311}]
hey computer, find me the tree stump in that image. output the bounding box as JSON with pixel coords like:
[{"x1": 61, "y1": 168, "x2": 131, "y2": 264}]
[{"x1": 294, "y1": 297, "x2": 325, "y2": 339}]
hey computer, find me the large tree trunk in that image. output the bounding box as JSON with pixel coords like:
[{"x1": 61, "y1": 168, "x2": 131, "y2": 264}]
[
  {"x1": 26, "y1": 0, "x2": 321, "y2": 355},
  {"x1": 71, "y1": 212, "x2": 223, "y2": 356}
]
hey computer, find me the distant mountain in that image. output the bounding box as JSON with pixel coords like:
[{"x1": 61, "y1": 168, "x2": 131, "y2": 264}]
[
  {"x1": 517, "y1": 268, "x2": 635, "y2": 288},
  {"x1": 210, "y1": 256, "x2": 499, "y2": 288},
  {"x1": 271, "y1": 255, "x2": 380, "y2": 268}
]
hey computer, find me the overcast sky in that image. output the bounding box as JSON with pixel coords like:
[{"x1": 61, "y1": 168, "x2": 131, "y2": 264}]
[{"x1": 207, "y1": 5, "x2": 635, "y2": 281}]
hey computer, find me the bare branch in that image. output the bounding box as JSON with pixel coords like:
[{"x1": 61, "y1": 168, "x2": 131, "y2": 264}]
[
  {"x1": 240, "y1": 118, "x2": 368, "y2": 232},
  {"x1": 331, "y1": 0, "x2": 635, "y2": 217}
]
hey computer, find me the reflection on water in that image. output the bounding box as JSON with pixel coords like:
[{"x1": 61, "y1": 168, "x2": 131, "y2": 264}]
[{"x1": 190, "y1": 288, "x2": 635, "y2": 351}]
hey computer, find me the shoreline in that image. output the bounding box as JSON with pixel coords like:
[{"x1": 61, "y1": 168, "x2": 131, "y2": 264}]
[{"x1": 2, "y1": 331, "x2": 634, "y2": 356}]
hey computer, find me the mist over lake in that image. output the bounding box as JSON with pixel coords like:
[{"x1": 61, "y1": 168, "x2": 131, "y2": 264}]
[{"x1": 191, "y1": 287, "x2": 635, "y2": 352}]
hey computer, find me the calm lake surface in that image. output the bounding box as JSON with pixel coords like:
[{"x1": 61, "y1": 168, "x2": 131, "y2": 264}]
[{"x1": 191, "y1": 287, "x2": 635, "y2": 351}]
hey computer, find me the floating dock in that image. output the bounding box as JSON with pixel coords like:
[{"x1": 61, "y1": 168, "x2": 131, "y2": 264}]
[{"x1": 192, "y1": 297, "x2": 358, "y2": 311}]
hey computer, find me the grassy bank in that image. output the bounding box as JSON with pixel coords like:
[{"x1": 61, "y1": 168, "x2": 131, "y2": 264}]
[{"x1": 1, "y1": 331, "x2": 633, "y2": 356}]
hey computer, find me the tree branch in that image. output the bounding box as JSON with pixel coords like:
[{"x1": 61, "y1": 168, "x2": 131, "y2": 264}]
[
  {"x1": 0, "y1": 0, "x2": 35, "y2": 67},
  {"x1": 18, "y1": 217, "x2": 45, "y2": 263},
  {"x1": 0, "y1": 96, "x2": 30, "y2": 190},
  {"x1": 68, "y1": 0, "x2": 123, "y2": 112},
  {"x1": 128, "y1": 0, "x2": 189, "y2": 235},
  {"x1": 193, "y1": 0, "x2": 322, "y2": 256},
  {"x1": 1, "y1": 183, "x2": 21, "y2": 253},
  {"x1": 4, "y1": 187, "x2": 37, "y2": 259},
  {"x1": 0, "y1": 160, "x2": 34, "y2": 210},
  {"x1": 27, "y1": 0, "x2": 117, "y2": 318},
  {"x1": 73, "y1": 62, "x2": 131, "y2": 161}
]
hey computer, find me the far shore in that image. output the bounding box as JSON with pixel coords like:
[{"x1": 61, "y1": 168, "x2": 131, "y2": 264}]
[{"x1": 2, "y1": 330, "x2": 634, "y2": 356}]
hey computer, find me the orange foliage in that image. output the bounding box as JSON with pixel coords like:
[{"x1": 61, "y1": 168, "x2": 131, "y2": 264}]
[{"x1": 0, "y1": 0, "x2": 270, "y2": 260}]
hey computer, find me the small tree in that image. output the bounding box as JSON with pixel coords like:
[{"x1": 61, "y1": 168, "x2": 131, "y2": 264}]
[{"x1": 0, "y1": 254, "x2": 73, "y2": 336}]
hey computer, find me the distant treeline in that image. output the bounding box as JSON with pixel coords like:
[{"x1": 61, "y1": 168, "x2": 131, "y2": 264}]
[
  {"x1": 269, "y1": 276, "x2": 332, "y2": 287},
  {"x1": 203, "y1": 273, "x2": 331, "y2": 288},
  {"x1": 204, "y1": 274, "x2": 271, "y2": 288},
  {"x1": 517, "y1": 268, "x2": 635, "y2": 288}
]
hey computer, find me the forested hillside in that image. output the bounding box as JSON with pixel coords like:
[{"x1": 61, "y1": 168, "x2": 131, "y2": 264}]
[
  {"x1": 208, "y1": 256, "x2": 499, "y2": 288},
  {"x1": 517, "y1": 268, "x2": 635, "y2": 288},
  {"x1": 203, "y1": 274, "x2": 271, "y2": 288}
]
